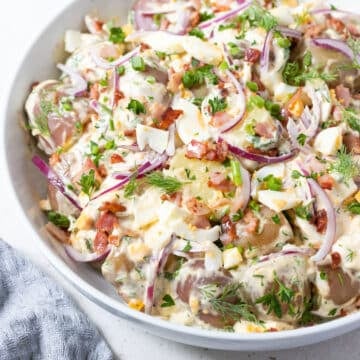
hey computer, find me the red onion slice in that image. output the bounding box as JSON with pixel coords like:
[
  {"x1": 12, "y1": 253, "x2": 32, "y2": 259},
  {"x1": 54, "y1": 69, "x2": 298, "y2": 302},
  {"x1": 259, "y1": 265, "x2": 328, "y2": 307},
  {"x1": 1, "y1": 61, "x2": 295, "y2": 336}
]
[
  {"x1": 144, "y1": 233, "x2": 177, "y2": 314},
  {"x1": 65, "y1": 245, "x2": 111, "y2": 263},
  {"x1": 307, "y1": 178, "x2": 336, "y2": 262},
  {"x1": 199, "y1": 1, "x2": 252, "y2": 30},
  {"x1": 220, "y1": 138, "x2": 298, "y2": 164},
  {"x1": 57, "y1": 64, "x2": 88, "y2": 97},
  {"x1": 311, "y1": 8, "x2": 358, "y2": 18},
  {"x1": 311, "y1": 38, "x2": 358, "y2": 62},
  {"x1": 91, "y1": 46, "x2": 141, "y2": 70},
  {"x1": 32, "y1": 156, "x2": 82, "y2": 210},
  {"x1": 214, "y1": 70, "x2": 246, "y2": 133},
  {"x1": 276, "y1": 26, "x2": 302, "y2": 39},
  {"x1": 260, "y1": 30, "x2": 273, "y2": 73}
]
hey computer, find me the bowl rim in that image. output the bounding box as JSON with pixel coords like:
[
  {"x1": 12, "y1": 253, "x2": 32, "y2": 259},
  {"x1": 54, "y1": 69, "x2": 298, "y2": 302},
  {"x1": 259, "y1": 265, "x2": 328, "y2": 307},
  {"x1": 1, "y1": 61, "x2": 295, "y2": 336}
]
[{"x1": 2, "y1": 0, "x2": 360, "y2": 348}]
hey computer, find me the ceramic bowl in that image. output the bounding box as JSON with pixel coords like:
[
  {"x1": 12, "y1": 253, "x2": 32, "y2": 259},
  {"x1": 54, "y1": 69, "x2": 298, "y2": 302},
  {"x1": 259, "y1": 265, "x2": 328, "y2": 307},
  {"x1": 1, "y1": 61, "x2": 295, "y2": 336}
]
[{"x1": 2, "y1": 0, "x2": 360, "y2": 351}]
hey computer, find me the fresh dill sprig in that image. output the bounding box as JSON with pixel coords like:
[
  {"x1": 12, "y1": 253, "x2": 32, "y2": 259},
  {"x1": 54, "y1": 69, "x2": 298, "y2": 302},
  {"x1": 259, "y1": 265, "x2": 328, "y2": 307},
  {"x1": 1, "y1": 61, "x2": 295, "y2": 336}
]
[
  {"x1": 343, "y1": 108, "x2": 360, "y2": 133},
  {"x1": 124, "y1": 174, "x2": 138, "y2": 198},
  {"x1": 200, "y1": 283, "x2": 258, "y2": 323},
  {"x1": 146, "y1": 172, "x2": 183, "y2": 194},
  {"x1": 33, "y1": 99, "x2": 55, "y2": 135},
  {"x1": 329, "y1": 146, "x2": 360, "y2": 184},
  {"x1": 78, "y1": 169, "x2": 99, "y2": 196}
]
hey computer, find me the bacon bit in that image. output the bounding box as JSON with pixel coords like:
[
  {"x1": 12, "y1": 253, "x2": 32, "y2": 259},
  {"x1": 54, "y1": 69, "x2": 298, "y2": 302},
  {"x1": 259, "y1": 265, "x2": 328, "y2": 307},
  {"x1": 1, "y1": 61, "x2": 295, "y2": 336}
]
[
  {"x1": 356, "y1": 297, "x2": 360, "y2": 308},
  {"x1": 245, "y1": 145, "x2": 278, "y2": 157},
  {"x1": 317, "y1": 174, "x2": 335, "y2": 190},
  {"x1": 326, "y1": 15, "x2": 346, "y2": 34},
  {"x1": 315, "y1": 209, "x2": 328, "y2": 234},
  {"x1": 331, "y1": 252, "x2": 342, "y2": 269},
  {"x1": 185, "y1": 198, "x2": 210, "y2": 216},
  {"x1": 114, "y1": 89, "x2": 125, "y2": 105},
  {"x1": 221, "y1": 215, "x2": 237, "y2": 245},
  {"x1": 161, "y1": 191, "x2": 183, "y2": 207},
  {"x1": 186, "y1": 140, "x2": 208, "y2": 159},
  {"x1": 254, "y1": 122, "x2": 275, "y2": 139},
  {"x1": 94, "y1": 231, "x2": 109, "y2": 253},
  {"x1": 99, "y1": 202, "x2": 126, "y2": 213},
  {"x1": 89, "y1": 83, "x2": 100, "y2": 100},
  {"x1": 208, "y1": 172, "x2": 234, "y2": 192},
  {"x1": 244, "y1": 48, "x2": 261, "y2": 63},
  {"x1": 108, "y1": 234, "x2": 120, "y2": 246},
  {"x1": 124, "y1": 128, "x2": 136, "y2": 137},
  {"x1": 155, "y1": 108, "x2": 183, "y2": 130},
  {"x1": 167, "y1": 72, "x2": 183, "y2": 93},
  {"x1": 335, "y1": 84, "x2": 351, "y2": 107},
  {"x1": 190, "y1": 215, "x2": 211, "y2": 229},
  {"x1": 213, "y1": 3, "x2": 230, "y2": 12},
  {"x1": 94, "y1": 20, "x2": 104, "y2": 32},
  {"x1": 243, "y1": 210, "x2": 259, "y2": 234},
  {"x1": 98, "y1": 164, "x2": 107, "y2": 178},
  {"x1": 140, "y1": 43, "x2": 150, "y2": 51},
  {"x1": 348, "y1": 24, "x2": 360, "y2": 37},
  {"x1": 304, "y1": 24, "x2": 325, "y2": 38},
  {"x1": 333, "y1": 105, "x2": 343, "y2": 122},
  {"x1": 49, "y1": 152, "x2": 60, "y2": 167},
  {"x1": 96, "y1": 211, "x2": 118, "y2": 233},
  {"x1": 190, "y1": 11, "x2": 200, "y2": 28},
  {"x1": 210, "y1": 112, "x2": 232, "y2": 129},
  {"x1": 267, "y1": 328, "x2": 279, "y2": 332},
  {"x1": 343, "y1": 133, "x2": 360, "y2": 155},
  {"x1": 110, "y1": 153, "x2": 125, "y2": 164},
  {"x1": 340, "y1": 308, "x2": 348, "y2": 317}
]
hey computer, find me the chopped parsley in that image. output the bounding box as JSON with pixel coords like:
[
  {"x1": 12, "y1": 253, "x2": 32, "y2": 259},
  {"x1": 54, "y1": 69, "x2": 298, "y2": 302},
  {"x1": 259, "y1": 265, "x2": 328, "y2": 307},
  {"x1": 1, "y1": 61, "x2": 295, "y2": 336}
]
[
  {"x1": 182, "y1": 64, "x2": 218, "y2": 89},
  {"x1": 295, "y1": 205, "x2": 312, "y2": 220},
  {"x1": 78, "y1": 169, "x2": 99, "y2": 196},
  {"x1": 208, "y1": 97, "x2": 228, "y2": 115},
  {"x1": 161, "y1": 294, "x2": 175, "y2": 308},
  {"x1": 231, "y1": 209, "x2": 244, "y2": 222},
  {"x1": 262, "y1": 174, "x2": 282, "y2": 191},
  {"x1": 320, "y1": 271, "x2": 327, "y2": 280},
  {"x1": 347, "y1": 201, "x2": 360, "y2": 215},
  {"x1": 146, "y1": 172, "x2": 182, "y2": 194},
  {"x1": 127, "y1": 99, "x2": 146, "y2": 115},
  {"x1": 249, "y1": 200, "x2": 261, "y2": 212},
  {"x1": 109, "y1": 27, "x2": 126, "y2": 44},
  {"x1": 297, "y1": 133, "x2": 307, "y2": 146},
  {"x1": 182, "y1": 240, "x2": 192, "y2": 253},
  {"x1": 131, "y1": 56, "x2": 146, "y2": 72},
  {"x1": 116, "y1": 65, "x2": 125, "y2": 76},
  {"x1": 272, "y1": 214, "x2": 281, "y2": 224},
  {"x1": 199, "y1": 11, "x2": 215, "y2": 22},
  {"x1": 189, "y1": 28, "x2": 205, "y2": 40},
  {"x1": 47, "y1": 211, "x2": 70, "y2": 229}
]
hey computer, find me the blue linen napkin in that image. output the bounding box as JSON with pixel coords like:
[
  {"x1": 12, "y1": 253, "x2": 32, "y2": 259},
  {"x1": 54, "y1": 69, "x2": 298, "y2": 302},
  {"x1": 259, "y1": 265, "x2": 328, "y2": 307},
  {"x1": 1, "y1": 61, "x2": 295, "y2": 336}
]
[{"x1": 0, "y1": 239, "x2": 113, "y2": 360}]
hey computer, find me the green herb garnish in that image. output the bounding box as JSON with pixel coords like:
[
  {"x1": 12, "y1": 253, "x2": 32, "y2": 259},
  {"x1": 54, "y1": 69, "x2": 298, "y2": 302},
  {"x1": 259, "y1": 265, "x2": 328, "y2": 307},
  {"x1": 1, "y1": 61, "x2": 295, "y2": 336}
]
[
  {"x1": 47, "y1": 211, "x2": 70, "y2": 229},
  {"x1": 109, "y1": 27, "x2": 126, "y2": 44},
  {"x1": 161, "y1": 294, "x2": 175, "y2": 308},
  {"x1": 127, "y1": 99, "x2": 146, "y2": 115},
  {"x1": 78, "y1": 169, "x2": 99, "y2": 196},
  {"x1": 146, "y1": 172, "x2": 182, "y2": 194},
  {"x1": 209, "y1": 97, "x2": 228, "y2": 115}
]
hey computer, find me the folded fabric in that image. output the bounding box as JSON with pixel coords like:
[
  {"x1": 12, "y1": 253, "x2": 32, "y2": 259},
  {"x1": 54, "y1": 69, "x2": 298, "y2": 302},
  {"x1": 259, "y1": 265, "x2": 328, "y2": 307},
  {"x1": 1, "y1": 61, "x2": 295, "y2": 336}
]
[{"x1": 0, "y1": 240, "x2": 113, "y2": 360}]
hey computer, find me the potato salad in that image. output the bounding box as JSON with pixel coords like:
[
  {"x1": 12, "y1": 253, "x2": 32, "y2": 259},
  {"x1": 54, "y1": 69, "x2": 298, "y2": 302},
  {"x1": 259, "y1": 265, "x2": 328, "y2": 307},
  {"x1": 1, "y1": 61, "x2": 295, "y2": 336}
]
[{"x1": 26, "y1": 0, "x2": 360, "y2": 333}]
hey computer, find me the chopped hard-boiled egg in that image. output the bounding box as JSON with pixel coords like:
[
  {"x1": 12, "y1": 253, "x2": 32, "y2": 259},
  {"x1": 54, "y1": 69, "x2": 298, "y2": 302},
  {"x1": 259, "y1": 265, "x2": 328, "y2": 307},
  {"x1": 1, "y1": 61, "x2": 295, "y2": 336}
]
[
  {"x1": 313, "y1": 126, "x2": 343, "y2": 156},
  {"x1": 136, "y1": 124, "x2": 169, "y2": 153},
  {"x1": 257, "y1": 189, "x2": 302, "y2": 212},
  {"x1": 223, "y1": 247, "x2": 243, "y2": 269}
]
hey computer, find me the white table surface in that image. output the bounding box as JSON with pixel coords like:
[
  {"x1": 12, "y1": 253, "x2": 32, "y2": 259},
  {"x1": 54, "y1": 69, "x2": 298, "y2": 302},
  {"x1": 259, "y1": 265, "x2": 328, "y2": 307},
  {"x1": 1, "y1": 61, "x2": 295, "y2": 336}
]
[{"x1": 0, "y1": 1, "x2": 359, "y2": 359}]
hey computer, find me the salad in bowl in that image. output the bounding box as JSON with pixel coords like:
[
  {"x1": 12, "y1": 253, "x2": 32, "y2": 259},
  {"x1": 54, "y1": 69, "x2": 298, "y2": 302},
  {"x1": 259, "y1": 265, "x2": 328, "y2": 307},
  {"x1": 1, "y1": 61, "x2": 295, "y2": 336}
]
[{"x1": 26, "y1": 0, "x2": 360, "y2": 334}]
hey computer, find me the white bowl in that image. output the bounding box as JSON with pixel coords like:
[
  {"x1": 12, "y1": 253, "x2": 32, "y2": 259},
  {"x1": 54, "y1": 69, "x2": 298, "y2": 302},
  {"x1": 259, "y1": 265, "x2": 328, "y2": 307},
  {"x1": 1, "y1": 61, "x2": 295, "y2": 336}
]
[{"x1": 2, "y1": 0, "x2": 360, "y2": 351}]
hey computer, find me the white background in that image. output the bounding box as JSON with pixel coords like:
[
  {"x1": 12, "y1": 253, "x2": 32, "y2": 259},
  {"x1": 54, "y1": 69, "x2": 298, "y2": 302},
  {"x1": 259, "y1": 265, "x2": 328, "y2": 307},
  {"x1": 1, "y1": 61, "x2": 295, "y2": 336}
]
[{"x1": 0, "y1": 1, "x2": 359, "y2": 359}]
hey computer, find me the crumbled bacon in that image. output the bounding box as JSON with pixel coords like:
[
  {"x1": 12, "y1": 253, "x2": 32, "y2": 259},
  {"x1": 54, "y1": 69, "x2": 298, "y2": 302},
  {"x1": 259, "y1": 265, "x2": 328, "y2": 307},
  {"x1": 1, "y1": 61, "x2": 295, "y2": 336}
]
[
  {"x1": 185, "y1": 198, "x2": 210, "y2": 216},
  {"x1": 245, "y1": 145, "x2": 278, "y2": 157},
  {"x1": 94, "y1": 231, "x2": 108, "y2": 253},
  {"x1": 335, "y1": 84, "x2": 351, "y2": 107},
  {"x1": 160, "y1": 191, "x2": 183, "y2": 207},
  {"x1": 326, "y1": 15, "x2": 346, "y2": 35},
  {"x1": 208, "y1": 172, "x2": 234, "y2": 192},
  {"x1": 317, "y1": 174, "x2": 335, "y2": 190},
  {"x1": 221, "y1": 215, "x2": 237, "y2": 245},
  {"x1": 167, "y1": 71, "x2": 183, "y2": 93},
  {"x1": 96, "y1": 211, "x2": 118, "y2": 233},
  {"x1": 186, "y1": 140, "x2": 229, "y2": 162},
  {"x1": 89, "y1": 83, "x2": 100, "y2": 100},
  {"x1": 110, "y1": 153, "x2": 125, "y2": 164},
  {"x1": 254, "y1": 122, "x2": 275, "y2": 139},
  {"x1": 155, "y1": 108, "x2": 183, "y2": 130},
  {"x1": 190, "y1": 215, "x2": 211, "y2": 229},
  {"x1": 243, "y1": 210, "x2": 259, "y2": 234},
  {"x1": 244, "y1": 48, "x2": 261, "y2": 63},
  {"x1": 331, "y1": 252, "x2": 342, "y2": 269},
  {"x1": 315, "y1": 209, "x2": 328, "y2": 234},
  {"x1": 304, "y1": 24, "x2": 325, "y2": 38},
  {"x1": 124, "y1": 128, "x2": 136, "y2": 137},
  {"x1": 99, "y1": 202, "x2": 126, "y2": 213},
  {"x1": 113, "y1": 89, "x2": 125, "y2": 105}
]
